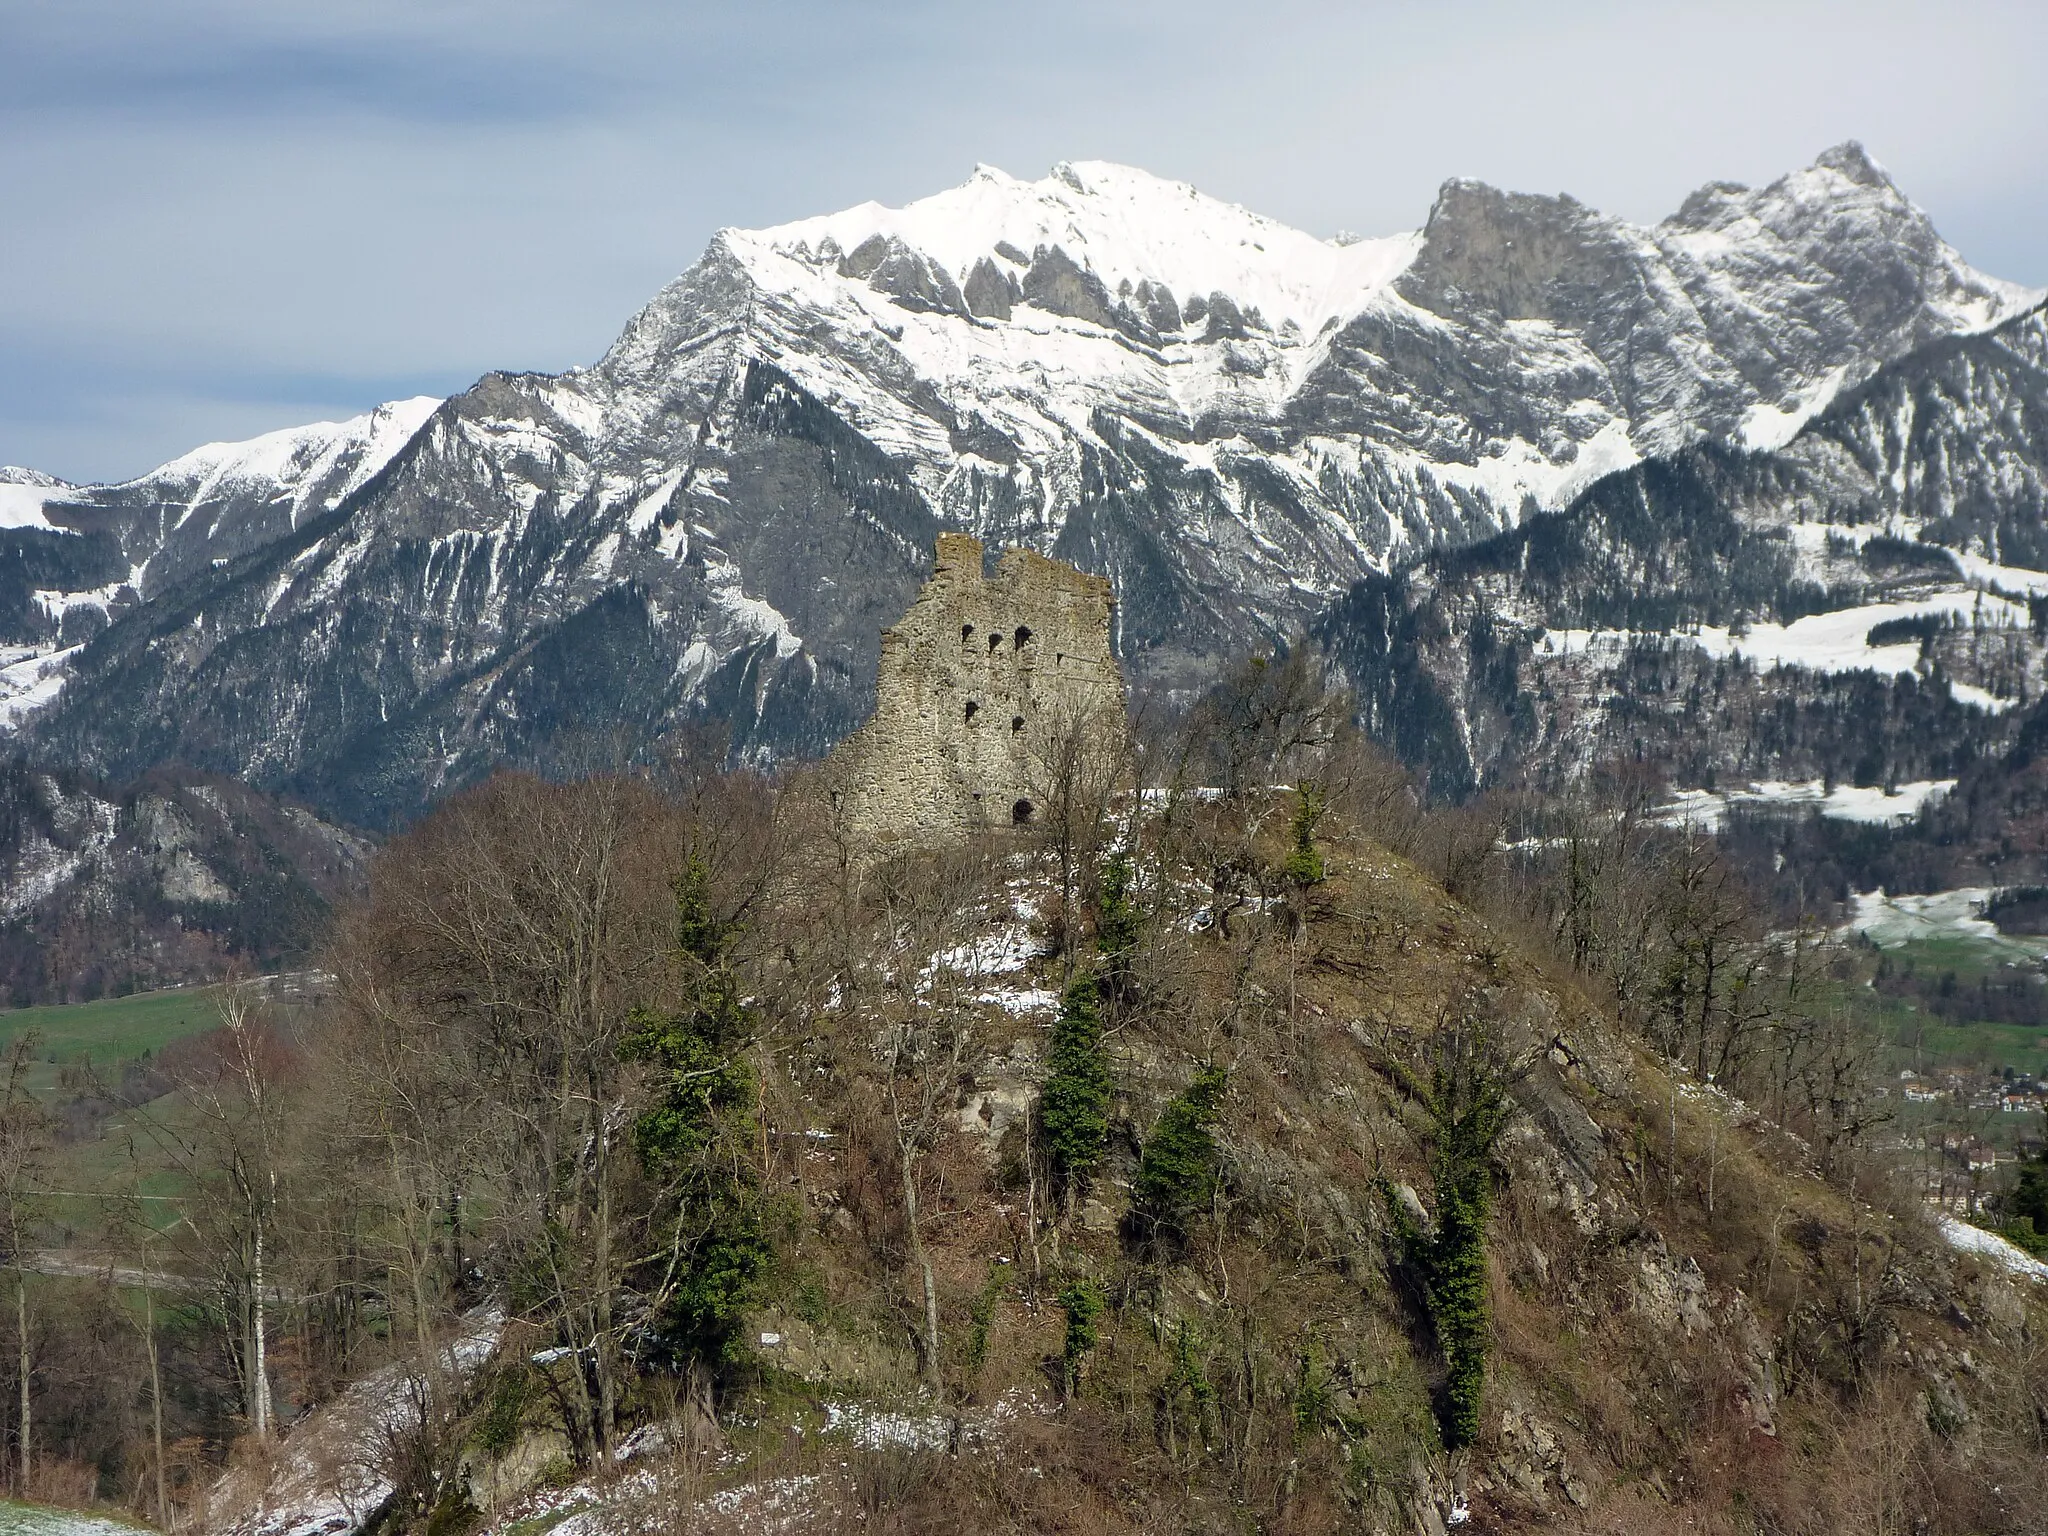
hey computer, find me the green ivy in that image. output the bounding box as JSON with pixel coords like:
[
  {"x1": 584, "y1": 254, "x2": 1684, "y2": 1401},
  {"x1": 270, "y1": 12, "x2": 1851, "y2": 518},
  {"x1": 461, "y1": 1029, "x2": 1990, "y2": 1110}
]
[
  {"x1": 1132, "y1": 1064, "x2": 1227, "y2": 1243},
  {"x1": 1095, "y1": 848, "x2": 1142, "y2": 994},
  {"x1": 1292, "y1": 1339, "x2": 1333, "y2": 1435},
  {"x1": 1383, "y1": 1024, "x2": 1514, "y2": 1450},
  {"x1": 471, "y1": 1367, "x2": 530, "y2": 1459},
  {"x1": 1157, "y1": 1320, "x2": 1215, "y2": 1460},
  {"x1": 1039, "y1": 972, "x2": 1114, "y2": 1196},
  {"x1": 620, "y1": 853, "x2": 773, "y2": 1373},
  {"x1": 2005, "y1": 1146, "x2": 2048, "y2": 1244},
  {"x1": 1058, "y1": 1278, "x2": 1107, "y2": 1398},
  {"x1": 1281, "y1": 780, "x2": 1327, "y2": 886},
  {"x1": 663, "y1": 1194, "x2": 776, "y2": 1366},
  {"x1": 966, "y1": 1265, "x2": 1006, "y2": 1380}
]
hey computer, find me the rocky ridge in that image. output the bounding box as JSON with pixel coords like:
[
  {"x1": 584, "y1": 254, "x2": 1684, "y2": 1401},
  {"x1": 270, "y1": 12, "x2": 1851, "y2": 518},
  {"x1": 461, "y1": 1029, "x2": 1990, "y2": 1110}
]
[{"x1": 3, "y1": 145, "x2": 2040, "y2": 825}]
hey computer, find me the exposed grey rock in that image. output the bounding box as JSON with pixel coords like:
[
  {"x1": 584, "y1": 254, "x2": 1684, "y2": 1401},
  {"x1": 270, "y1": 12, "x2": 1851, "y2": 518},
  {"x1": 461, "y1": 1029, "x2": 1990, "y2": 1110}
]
[
  {"x1": 963, "y1": 256, "x2": 1018, "y2": 319},
  {"x1": 2, "y1": 150, "x2": 2036, "y2": 828}
]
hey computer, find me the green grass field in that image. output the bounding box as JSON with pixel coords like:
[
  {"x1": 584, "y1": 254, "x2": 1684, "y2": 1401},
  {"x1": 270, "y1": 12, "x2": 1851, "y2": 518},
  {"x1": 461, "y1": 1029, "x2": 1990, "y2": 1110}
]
[
  {"x1": 0, "y1": 987, "x2": 224, "y2": 1072},
  {"x1": 0, "y1": 990, "x2": 235, "y2": 1232},
  {"x1": 1868, "y1": 933, "x2": 2048, "y2": 1079}
]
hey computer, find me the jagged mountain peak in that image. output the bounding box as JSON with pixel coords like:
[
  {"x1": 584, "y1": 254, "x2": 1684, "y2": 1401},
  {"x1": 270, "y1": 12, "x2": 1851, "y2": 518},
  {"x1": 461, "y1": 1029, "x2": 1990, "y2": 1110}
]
[
  {"x1": 1397, "y1": 177, "x2": 1639, "y2": 324},
  {"x1": 1811, "y1": 137, "x2": 1891, "y2": 188},
  {"x1": 1661, "y1": 140, "x2": 2037, "y2": 317},
  {"x1": 721, "y1": 158, "x2": 1423, "y2": 340},
  {"x1": 14, "y1": 149, "x2": 2048, "y2": 828}
]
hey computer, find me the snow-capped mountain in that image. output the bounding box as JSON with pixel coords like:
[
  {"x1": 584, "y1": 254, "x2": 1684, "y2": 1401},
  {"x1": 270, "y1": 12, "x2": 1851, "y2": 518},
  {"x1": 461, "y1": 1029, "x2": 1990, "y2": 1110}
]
[
  {"x1": 14, "y1": 397, "x2": 442, "y2": 598},
  {"x1": 9, "y1": 144, "x2": 2045, "y2": 825},
  {"x1": 1315, "y1": 297, "x2": 2048, "y2": 798}
]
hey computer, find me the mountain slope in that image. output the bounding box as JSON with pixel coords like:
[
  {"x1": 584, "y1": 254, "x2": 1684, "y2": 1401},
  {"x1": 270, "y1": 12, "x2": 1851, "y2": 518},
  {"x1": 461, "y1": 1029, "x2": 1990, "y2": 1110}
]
[
  {"x1": 12, "y1": 147, "x2": 2043, "y2": 824},
  {"x1": 0, "y1": 760, "x2": 370, "y2": 1003},
  {"x1": 0, "y1": 399, "x2": 442, "y2": 670},
  {"x1": 1313, "y1": 300, "x2": 2048, "y2": 806}
]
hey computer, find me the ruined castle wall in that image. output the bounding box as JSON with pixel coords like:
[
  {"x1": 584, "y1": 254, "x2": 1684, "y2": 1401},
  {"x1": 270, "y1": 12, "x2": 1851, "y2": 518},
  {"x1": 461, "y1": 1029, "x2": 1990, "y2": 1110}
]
[{"x1": 828, "y1": 533, "x2": 1124, "y2": 848}]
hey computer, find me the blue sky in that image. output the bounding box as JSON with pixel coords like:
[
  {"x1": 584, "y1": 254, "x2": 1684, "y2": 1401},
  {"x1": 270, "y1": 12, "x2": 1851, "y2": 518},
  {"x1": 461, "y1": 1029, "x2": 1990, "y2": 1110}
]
[{"x1": 4, "y1": 0, "x2": 2044, "y2": 483}]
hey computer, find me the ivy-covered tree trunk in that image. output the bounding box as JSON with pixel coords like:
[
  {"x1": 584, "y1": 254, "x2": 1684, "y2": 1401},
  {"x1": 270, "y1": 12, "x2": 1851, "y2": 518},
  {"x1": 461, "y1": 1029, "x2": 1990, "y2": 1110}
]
[
  {"x1": 621, "y1": 854, "x2": 774, "y2": 1390},
  {"x1": 1382, "y1": 1017, "x2": 1516, "y2": 1451},
  {"x1": 1040, "y1": 974, "x2": 1114, "y2": 1218}
]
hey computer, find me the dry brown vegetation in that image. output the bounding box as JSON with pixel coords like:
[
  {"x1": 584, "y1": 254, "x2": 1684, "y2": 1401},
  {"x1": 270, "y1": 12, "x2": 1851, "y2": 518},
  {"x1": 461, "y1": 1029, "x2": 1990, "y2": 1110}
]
[{"x1": 4, "y1": 659, "x2": 2043, "y2": 1534}]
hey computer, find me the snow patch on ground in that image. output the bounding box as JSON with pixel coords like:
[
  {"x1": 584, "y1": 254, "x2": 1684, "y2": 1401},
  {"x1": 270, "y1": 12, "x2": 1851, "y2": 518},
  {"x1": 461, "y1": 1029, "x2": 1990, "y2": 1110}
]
[
  {"x1": 931, "y1": 925, "x2": 1038, "y2": 981},
  {"x1": 1946, "y1": 548, "x2": 2048, "y2": 597},
  {"x1": 1946, "y1": 680, "x2": 2015, "y2": 713},
  {"x1": 1938, "y1": 1216, "x2": 2048, "y2": 1283},
  {"x1": 0, "y1": 484, "x2": 60, "y2": 531},
  {"x1": 979, "y1": 984, "x2": 1060, "y2": 1015},
  {"x1": 1738, "y1": 364, "x2": 1850, "y2": 451},
  {"x1": 1659, "y1": 778, "x2": 1953, "y2": 833},
  {"x1": 700, "y1": 1473, "x2": 826, "y2": 1531},
  {"x1": 211, "y1": 1313, "x2": 503, "y2": 1536},
  {"x1": 822, "y1": 1401, "x2": 954, "y2": 1452},
  {"x1": 628, "y1": 469, "x2": 683, "y2": 536},
  {"x1": 0, "y1": 646, "x2": 82, "y2": 731},
  {"x1": 1412, "y1": 416, "x2": 1641, "y2": 520},
  {"x1": 1539, "y1": 585, "x2": 2030, "y2": 710},
  {"x1": 1837, "y1": 887, "x2": 2047, "y2": 956},
  {"x1": 704, "y1": 557, "x2": 803, "y2": 658}
]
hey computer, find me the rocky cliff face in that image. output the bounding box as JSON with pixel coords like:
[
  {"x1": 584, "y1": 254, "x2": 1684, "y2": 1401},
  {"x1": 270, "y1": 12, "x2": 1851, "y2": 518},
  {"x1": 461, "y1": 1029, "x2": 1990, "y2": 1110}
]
[
  {"x1": 0, "y1": 761, "x2": 369, "y2": 1003},
  {"x1": 3, "y1": 146, "x2": 2039, "y2": 824}
]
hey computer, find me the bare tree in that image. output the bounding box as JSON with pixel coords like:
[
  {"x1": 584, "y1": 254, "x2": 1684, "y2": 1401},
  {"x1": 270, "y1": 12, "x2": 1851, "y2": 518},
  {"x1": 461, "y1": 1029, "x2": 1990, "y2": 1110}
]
[
  {"x1": 326, "y1": 769, "x2": 791, "y2": 1462},
  {"x1": 1025, "y1": 698, "x2": 1133, "y2": 959},
  {"x1": 0, "y1": 1035, "x2": 50, "y2": 1491},
  {"x1": 864, "y1": 848, "x2": 994, "y2": 1389},
  {"x1": 1188, "y1": 648, "x2": 1349, "y2": 800},
  {"x1": 131, "y1": 984, "x2": 299, "y2": 1446},
  {"x1": 337, "y1": 774, "x2": 663, "y2": 1459}
]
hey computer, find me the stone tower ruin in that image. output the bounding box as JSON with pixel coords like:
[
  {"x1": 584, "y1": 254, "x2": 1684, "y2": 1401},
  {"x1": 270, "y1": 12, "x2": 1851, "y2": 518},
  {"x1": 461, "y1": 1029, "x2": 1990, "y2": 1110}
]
[{"x1": 825, "y1": 533, "x2": 1125, "y2": 849}]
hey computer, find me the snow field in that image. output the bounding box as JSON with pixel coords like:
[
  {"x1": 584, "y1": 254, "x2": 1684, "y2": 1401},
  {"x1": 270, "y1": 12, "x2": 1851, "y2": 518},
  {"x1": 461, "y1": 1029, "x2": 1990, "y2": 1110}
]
[
  {"x1": 150, "y1": 397, "x2": 440, "y2": 504},
  {"x1": 1540, "y1": 583, "x2": 2033, "y2": 712},
  {"x1": 1836, "y1": 887, "x2": 2048, "y2": 957},
  {"x1": 748, "y1": 160, "x2": 1423, "y2": 343},
  {"x1": 0, "y1": 646, "x2": 81, "y2": 729},
  {"x1": 1660, "y1": 778, "x2": 1954, "y2": 834}
]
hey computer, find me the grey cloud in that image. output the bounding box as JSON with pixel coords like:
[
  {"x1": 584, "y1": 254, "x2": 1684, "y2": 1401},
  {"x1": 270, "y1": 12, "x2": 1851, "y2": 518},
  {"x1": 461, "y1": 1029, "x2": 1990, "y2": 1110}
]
[{"x1": 3, "y1": 0, "x2": 2043, "y2": 481}]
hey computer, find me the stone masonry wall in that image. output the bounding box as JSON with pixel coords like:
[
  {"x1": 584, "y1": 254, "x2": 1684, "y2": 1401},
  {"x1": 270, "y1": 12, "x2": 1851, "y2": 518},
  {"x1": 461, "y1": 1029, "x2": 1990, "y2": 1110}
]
[{"x1": 827, "y1": 533, "x2": 1124, "y2": 848}]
